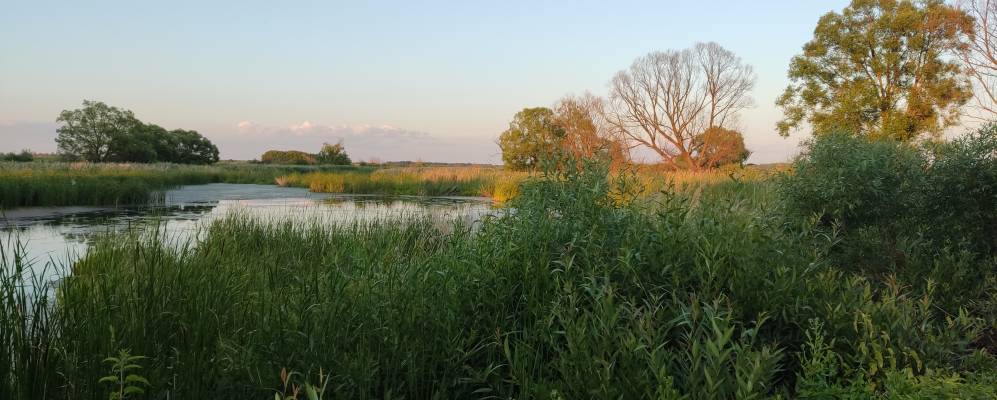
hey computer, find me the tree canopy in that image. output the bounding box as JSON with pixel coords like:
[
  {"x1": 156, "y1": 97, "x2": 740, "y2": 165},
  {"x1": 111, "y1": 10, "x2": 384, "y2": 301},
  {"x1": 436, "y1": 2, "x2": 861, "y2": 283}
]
[
  {"x1": 316, "y1": 141, "x2": 352, "y2": 165},
  {"x1": 56, "y1": 100, "x2": 219, "y2": 164},
  {"x1": 605, "y1": 43, "x2": 755, "y2": 170},
  {"x1": 692, "y1": 127, "x2": 750, "y2": 168},
  {"x1": 777, "y1": 0, "x2": 974, "y2": 141},
  {"x1": 56, "y1": 100, "x2": 137, "y2": 162},
  {"x1": 498, "y1": 107, "x2": 564, "y2": 171}
]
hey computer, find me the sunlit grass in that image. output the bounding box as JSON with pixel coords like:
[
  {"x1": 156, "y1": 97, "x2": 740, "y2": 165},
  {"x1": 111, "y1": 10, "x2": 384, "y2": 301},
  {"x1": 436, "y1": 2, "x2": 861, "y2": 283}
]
[{"x1": 278, "y1": 164, "x2": 781, "y2": 202}]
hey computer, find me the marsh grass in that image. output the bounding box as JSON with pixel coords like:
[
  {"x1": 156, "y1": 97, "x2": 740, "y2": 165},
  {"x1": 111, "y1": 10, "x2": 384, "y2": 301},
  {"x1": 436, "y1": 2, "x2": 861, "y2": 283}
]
[
  {"x1": 2, "y1": 155, "x2": 993, "y2": 399},
  {"x1": 279, "y1": 164, "x2": 776, "y2": 202},
  {"x1": 0, "y1": 162, "x2": 369, "y2": 208}
]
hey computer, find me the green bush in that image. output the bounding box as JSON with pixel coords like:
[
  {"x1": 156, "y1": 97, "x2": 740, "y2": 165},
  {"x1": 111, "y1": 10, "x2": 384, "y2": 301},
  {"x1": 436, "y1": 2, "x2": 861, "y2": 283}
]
[
  {"x1": 779, "y1": 125, "x2": 997, "y2": 329},
  {"x1": 778, "y1": 132, "x2": 925, "y2": 269},
  {"x1": 0, "y1": 151, "x2": 34, "y2": 162},
  {"x1": 260, "y1": 150, "x2": 317, "y2": 165},
  {"x1": 920, "y1": 125, "x2": 997, "y2": 255}
]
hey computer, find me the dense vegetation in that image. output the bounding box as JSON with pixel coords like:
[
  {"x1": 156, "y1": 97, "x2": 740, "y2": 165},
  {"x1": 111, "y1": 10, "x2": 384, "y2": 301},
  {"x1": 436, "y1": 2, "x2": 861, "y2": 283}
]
[
  {"x1": 277, "y1": 165, "x2": 768, "y2": 202},
  {"x1": 0, "y1": 151, "x2": 33, "y2": 163},
  {"x1": 262, "y1": 142, "x2": 353, "y2": 166},
  {"x1": 0, "y1": 162, "x2": 365, "y2": 208},
  {"x1": 2, "y1": 126, "x2": 994, "y2": 398},
  {"x1": 55, "y1": 100, "x2": 220, "y2": 164}
]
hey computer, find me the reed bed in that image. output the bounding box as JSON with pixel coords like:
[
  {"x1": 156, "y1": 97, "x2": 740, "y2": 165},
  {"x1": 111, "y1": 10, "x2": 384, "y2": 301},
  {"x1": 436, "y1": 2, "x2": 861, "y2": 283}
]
[
  {"x1": 2, "y1": 160, "x2": 993, "y2": 399},
  {"x1": 0, "y1": 162, "x2": 367, "y2": 208},
  {"x1": 279, "y1": 164, "x2": 778, "y2": 202}
]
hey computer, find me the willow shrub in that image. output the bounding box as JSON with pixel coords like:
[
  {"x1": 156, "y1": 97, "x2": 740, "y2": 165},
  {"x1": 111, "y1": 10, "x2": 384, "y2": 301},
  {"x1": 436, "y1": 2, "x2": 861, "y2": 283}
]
[{"x1": 779, "y1": 126, "x2": 997, "y2": 351}]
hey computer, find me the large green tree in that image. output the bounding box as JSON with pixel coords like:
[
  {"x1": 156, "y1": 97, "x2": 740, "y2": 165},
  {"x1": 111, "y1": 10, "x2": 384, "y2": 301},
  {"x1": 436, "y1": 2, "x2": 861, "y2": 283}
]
[
  {"x1": 777, "y1": 0, "x2": 974, "y2": 141},
  {"x1": 498, "y1": 107, "x2": 564, "y2": 171},
  {"x1": 56, "y1": 100, "x2": 219, "y2": 164},
  {"x1": 56, "y1": 100, "x2": 137, "y2": 162}
]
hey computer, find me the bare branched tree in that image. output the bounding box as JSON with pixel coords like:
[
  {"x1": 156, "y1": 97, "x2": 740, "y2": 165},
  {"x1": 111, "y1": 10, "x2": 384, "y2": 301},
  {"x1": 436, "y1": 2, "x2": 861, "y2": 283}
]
[
  {"x1": 959, "y1": 0, "x2": 997, "y2": 119},
  {"x1": 606, "y1": 43, "x2": 755, "y2": 170}
]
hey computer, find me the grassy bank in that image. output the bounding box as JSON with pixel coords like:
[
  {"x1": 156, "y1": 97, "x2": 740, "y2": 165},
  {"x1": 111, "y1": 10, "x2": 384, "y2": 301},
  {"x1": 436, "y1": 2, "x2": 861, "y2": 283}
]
[
  {"x1": 278, "y1": 166, "x2": 525, "y2": 201},
  {"x1": 2, "y1": 155, "x2": 994, "y2": 398},
  {"x1": 279, "y1": 164, "x2": 776, "y2": 202},
  {"x1": 0, "y1": 162, "x2": 367, "y2": 208}
]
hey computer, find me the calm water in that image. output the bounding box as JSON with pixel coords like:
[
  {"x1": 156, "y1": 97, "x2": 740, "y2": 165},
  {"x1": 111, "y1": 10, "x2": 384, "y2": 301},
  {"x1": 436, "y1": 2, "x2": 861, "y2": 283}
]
[{"x1": 1, "y1": 183, "x2": 494, "y2": 279}]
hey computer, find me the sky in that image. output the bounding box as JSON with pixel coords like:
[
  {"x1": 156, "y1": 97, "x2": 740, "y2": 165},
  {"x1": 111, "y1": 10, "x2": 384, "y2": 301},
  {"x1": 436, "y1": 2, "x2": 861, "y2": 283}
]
[{"x1": 0, "y1": 0, "x2": 856, "y2": 164}]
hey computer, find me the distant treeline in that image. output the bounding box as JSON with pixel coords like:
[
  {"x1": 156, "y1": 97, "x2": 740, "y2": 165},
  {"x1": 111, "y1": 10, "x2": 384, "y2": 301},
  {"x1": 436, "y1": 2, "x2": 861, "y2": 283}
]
[
  {"x1": 260, "y1": 142, "x2": 351, "y2": 165},
  {"x1": 0, "y1": 150, "x2": 33, "y2": 162},
  {"x1": 56, "y1": 100, "x2": 219, "y2": 164}
]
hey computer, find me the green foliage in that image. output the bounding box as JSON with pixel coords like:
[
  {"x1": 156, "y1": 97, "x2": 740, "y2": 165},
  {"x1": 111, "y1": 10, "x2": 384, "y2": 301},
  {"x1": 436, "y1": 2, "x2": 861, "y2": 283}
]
[
  {"x1": 778, "y1": 132, "x2": 925, "y2": 237},
  {"x1": 780, "y1": 125, "x2": 996, "y2": 263},
  {"x1": 56, "y1": 100, "x2": 220, "y2": 164},
  {"x1": 315, "y1": 141, "x2": 351, "y2": 165},
  {"x1": 260, "y1": 150, "x2": 317, "y2": 165},
  {"x1": 920, "y1": 124, "x2": 997, "y2": 255},
  {"x1": 1, "y1": 149, "x2": 993, "y2": 398},
  {"x1": 779, "y1": 125, "x2": 997, "y2": 327},
  {"x1": 56, "y1": 100, "x2": 137, "y2": 162},
  {"x1": 170, "y1": 129, "x2": 220, "y2": 164},
  {"x1": 0, "y1": 162, "x2": 359, "y2": 208},
  {"x1": 0, "y1": 151, "x2": 33, "y2": 162},
  {"x1": 693, "y1": 127, "x2": 751, "y2": 168},
  {"x1": 498, "y1": 107, "x2": 564, "y2": 171},
  {"x1": 98, "y1": 350, "x2": 149, "y2": 400},
  {"x1": 777, "y1": 0, "x2": 973, "y2": 140}
]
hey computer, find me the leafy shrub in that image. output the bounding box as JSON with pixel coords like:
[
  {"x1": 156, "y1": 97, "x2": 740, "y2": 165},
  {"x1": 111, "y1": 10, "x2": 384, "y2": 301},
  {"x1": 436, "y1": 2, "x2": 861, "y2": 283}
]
[
  {"x1": 260, "y1": 150, "x2": 317, "y2": 165},
  {"x1": 779, "y1": 125, "x2": 997, "y2": 325},
  {"x1": 920, "y1": 124, "x2": 997, "y2": 255},
  {"x1": 778, "y1": 131, "x2": 924, "y2": 239},
  {"x1": 0, "y1": 150, "x2": 34, "y2": 162}
]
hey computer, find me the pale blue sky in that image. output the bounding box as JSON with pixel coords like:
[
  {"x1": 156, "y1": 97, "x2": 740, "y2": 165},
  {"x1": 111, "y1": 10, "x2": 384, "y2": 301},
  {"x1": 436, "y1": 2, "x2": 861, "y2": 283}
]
[{"x1": 0, "y1": 0, "x2": 853, "y2": 163}]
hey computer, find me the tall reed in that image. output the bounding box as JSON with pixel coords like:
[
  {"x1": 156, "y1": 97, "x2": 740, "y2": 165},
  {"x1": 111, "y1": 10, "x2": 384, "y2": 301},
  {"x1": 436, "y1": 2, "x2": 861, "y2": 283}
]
[
  {"x1": 0, "y1": 162, "x2": 369, "y2": 208},
  {"x1": 3, "y1": 158, "x2": 992, "y2": 398}
]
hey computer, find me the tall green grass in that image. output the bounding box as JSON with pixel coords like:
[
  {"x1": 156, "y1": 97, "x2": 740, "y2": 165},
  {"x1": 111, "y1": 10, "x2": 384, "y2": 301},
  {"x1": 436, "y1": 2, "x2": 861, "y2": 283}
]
[
  {"x1": 2, "y1": 156, "x2": 993, "y2": 398},
  {"x1": 0, "y1": 162, "x2": 369, "y2": 208}
]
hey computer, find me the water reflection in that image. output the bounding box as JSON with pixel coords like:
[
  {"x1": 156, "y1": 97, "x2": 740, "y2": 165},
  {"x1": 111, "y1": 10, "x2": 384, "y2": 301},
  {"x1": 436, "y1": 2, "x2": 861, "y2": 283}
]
[{"x1": 1, "y1": 183, "x2": 494, "y2": 276}]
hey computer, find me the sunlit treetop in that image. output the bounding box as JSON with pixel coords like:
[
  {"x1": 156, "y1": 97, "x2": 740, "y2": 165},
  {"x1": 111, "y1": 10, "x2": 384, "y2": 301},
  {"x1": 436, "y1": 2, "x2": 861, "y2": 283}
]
[{"x1": 777, "y1": 0, "x2": 975, "y2": 141}]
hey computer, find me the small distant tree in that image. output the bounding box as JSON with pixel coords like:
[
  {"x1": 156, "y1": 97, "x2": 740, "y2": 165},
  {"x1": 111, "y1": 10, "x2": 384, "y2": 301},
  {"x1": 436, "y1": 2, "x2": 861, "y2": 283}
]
[
  {"x1": 777, "y1": 0, "x2": 974, "y2": 140},
  {"x1": 1, "y1": 150, "x2": 34, "y2": 162},
  {"x1": 498, "y1": 107, "x2": 564, "y2": 171},
  {"x1": 692, "y1": 127, "x2": 750, "y2": 168},
  {"x1": 316, "y1": 141, "x2": 352, "y2": 165},
  {"x1": 56, "y1": 100, "x2": 138, "y2": 162}
]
